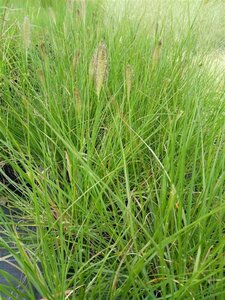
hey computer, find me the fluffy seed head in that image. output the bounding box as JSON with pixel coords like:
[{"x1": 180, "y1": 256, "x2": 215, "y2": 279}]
[
  {"x1": 125, "y1": 64, "x2": 133, "y2": 99},
  {"x1": 66, "y1": 0, "x2": 74, "y2": 13},
  {"x1": 89, "y1": 48, "x2": 97, "y2": 80},
  {"x1": 74, "y1": 87, "x2": 81, "y2": 113},
  {"x1": 37, "y1": 69, "x2": 45, "y2": 86},
  {"x1": 22, "y1": 16, "x2": 31, "y2": 49},
  {"x1": 72, "y1": 50, "x2": 81, "y2": 76},
  {"x1": 48, "y1": 7, "x2": 56, "y2": 25},
  {"x1": 65, "y1": 151, "x2": 72, "y2": 182},
  {"x1": 80, "y1": 0, "x2": 87, "y2": 23},
  {"x1": 39, "y1": 42, "x2": 47, "y2": 60},
  {"x1": 152, "y1": 39, "x2": 162, "y2": 68},
  {"x1": 91, "y1": 41, "x2": 108, "y2": 97}
]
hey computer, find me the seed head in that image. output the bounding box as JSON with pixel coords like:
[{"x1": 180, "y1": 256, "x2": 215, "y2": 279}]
[
  {"x1": 39, "y1": 42, "x2": 47, "y2": 60},
  {"x1": 22, "y1": 16, "x2": 31, "y2": 49},
  {"x1": 48, "y1": 7, "x2": 56, "y2": 25},
  {"x1": 66, "y1": 0, "x2": 74, "y2": 13},
  {"x1": 65, "y1": 151, "x2": 72, "y2": 182},
  {"x1": 90, "y1": 41, "x2": 108, "y2": 97},
  {"x1": 37, "y1": 69, "x2": 45, "y2": 86},
  {"x1": 74, "y1": 87, "x2": 81, "y2": 113},
  {"x1": 125, "y1": 64, "x2": 133, "y2": 99},
  {"x1": 72, "y1": 49, "x2": 80, "y2": 77},
  {"x1": 80, "y1": 0, "x2": 86, "y2": 23},
  {"x1": 152, "y1": 39, "x2": 162, "y2": 68},
  {"x1": 89, "y1": 48, "x2": 97, "y2": 80}
]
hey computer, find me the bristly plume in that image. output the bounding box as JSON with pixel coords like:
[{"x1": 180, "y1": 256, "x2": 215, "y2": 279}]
[
  {"x1": 80, "y1": 0, "x2": 87, "y2": 24},
  {"x1": 89, "y1": 47, "x2": 97, "y2": 80},
  {"x1": 22, "y1": 16, "x2": 31, "y2": 50},
  {"x1": 39, "y1": 42, "x2": 47, "y2": 60},
  {"x1": 152, "y1": 39, "x2": 162, "y2": 68},
  {"x1": 37, "y1": 69, "x2": 45, "y2": 86},
  {"x1": 48, "y1": 7, "x2": 57, "y2": 25},
  {"x1": 125, "y1": 64, "x2": 133, "y2": 100},
  {"x1": 90, "y1": 41, "x2": 108, "y2": 97},
  {"x1": 72, "y1": 49, "x2": 81, "y2": 78},
  {"x1": 66, "y1": 0, "x2": 74, "y2": 13},
  {"x1": 74, "y1": 87, "x2": 81, "y2": 113},
  {"x1": 65, "y1": 151, "x2": 72, "y2": 182}
]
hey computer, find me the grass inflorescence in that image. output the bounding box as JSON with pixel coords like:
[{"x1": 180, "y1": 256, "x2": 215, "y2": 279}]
[{"x1": 0, "y1": 0, "x2": 224, "y2": 299}]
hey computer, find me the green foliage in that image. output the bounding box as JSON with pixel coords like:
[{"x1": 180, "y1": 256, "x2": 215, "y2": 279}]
[{"x1": 0, "y1": 0, "x2": 224, "y2": 299}]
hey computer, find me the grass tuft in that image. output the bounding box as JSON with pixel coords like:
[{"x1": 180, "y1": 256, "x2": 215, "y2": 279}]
[{"x1": 0, "y1": 0, "x2": 224, "y2": 299}]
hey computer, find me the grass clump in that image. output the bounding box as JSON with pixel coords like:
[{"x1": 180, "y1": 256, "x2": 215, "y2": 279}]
[{"x1": 0, "y1": 0, "x2": 224, "y2": 299}]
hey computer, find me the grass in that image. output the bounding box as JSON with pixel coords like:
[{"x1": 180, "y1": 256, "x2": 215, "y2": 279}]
[{"x1": 0, "y1": 0, "x2": 224, "y2": 299}]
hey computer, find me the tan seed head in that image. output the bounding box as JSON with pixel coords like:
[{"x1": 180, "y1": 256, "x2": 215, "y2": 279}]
[
  {"x1": 152, "y1": 39, "x2": 162, "y2": 68},
  {"x1": 125, "y1": 64, "x2": 133, "y2": 99},
  {"x1": 22, "y1": 16, "x2": 31, "y2": 49},
  {"x1": 91, "y1": 41, "x2": 108, "y2": 97},
  {"x1": 66, "y1": 0, "x2": 74, "y2": 13},
  {"x1": 80, "y1": 0, "x2": 87, "y2": 23},
  {"x1": 72, "y1": 50, "x2": 81, "y2": 77}
]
